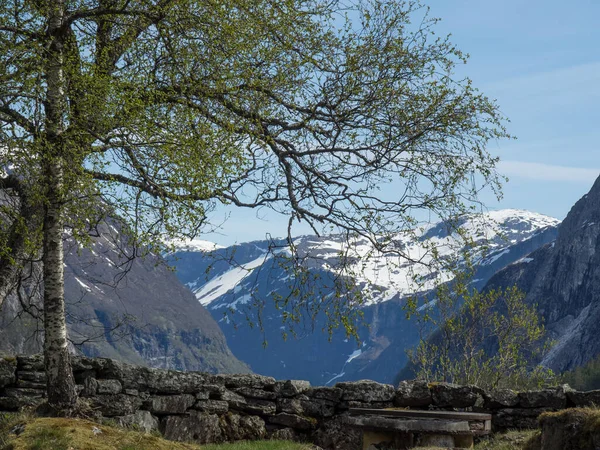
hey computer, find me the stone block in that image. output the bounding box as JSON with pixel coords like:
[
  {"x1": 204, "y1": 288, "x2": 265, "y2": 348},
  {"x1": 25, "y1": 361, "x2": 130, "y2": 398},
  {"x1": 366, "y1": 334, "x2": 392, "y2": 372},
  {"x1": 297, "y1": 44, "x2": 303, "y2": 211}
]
[
  {"x1": 233, "y1": 386, "x2": 278, "y2": 400},
  {"x1": 0, "y1": 358, "x2": 17, "y2": 388},
  {"x1": 147, "y1": 394, "x2": 195, "y2": 414},
  {"x1": 395, "y1": 380, "x2": 432, "y2": 407},
  {"x1": 493, "y1": 407, "x2": 553, "y2": 430},
  {"x1": 268, "y1": 412, "x2": 317, "y2": 431},
  {"x1": 335, "y1": 380, "x2": 395, "y2": 403},
  {"x1": 483, "y1": 389, "x2": 519, "y2": 409},
  {"x1": 307, "y1": 386, "x2": 343, "y2": 402},
  {"x1": 234, "y1": 398, "x2": 277, "y2": 415},
  {"x1": 16, "y1": 354, "x2": 44, "y2": 371},
  {"x1": 214, "y1": 373, "x2": 276, "y2": 390},
  {"x1": 81, "y1": 377, "x2": 98, "y2": 397},
  {"x1": 430, "y1": 382, "x2": 484, "y2": 408},
  {"x1": 90, "y1": 394, "x2": 143, "y2": 417},
  {"x1": 97, "y1": 379, "x2": 122, "y2": 395},
  {"x1": 161, "y1": 411, "x2": 223, "y2": 444},
  {"x1": 567, "y1": 389, "x2": 600, "y2": 407},
  {"x1": 221, "y1": 414, "x2": 267, "y2": 441},
  {"x1": 193, "y1": 399, "x2": 229, "y2": 414},
  {"x1": 518, "y1": 386, "x2": 568, "y2": 409},
  {"x1": 116, "y1": 410, "x2": 159, "y2": 433},
  {"x1": 276, "y1": 380, "x2": 311, "y2": 397},
  {"x1": 16, "y1": 370, "x2": 45, "y2": 384},
  {"x1": 4, "y1": 387, "x2": 45, "y2": 398}
]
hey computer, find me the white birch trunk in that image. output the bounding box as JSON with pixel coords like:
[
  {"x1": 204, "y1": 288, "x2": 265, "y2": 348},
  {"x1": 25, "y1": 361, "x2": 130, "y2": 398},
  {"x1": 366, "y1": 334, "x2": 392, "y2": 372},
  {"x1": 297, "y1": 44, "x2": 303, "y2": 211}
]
[{"x1": 42, "y1": 0, "x2": 78, "y2": 411}]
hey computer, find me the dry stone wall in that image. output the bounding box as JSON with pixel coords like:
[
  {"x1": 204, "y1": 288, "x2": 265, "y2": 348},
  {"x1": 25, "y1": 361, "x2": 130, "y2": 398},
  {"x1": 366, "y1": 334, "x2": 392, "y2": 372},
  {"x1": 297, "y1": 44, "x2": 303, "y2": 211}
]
[{"x1": 0, "y1": 355, "x2": 598, "y2": 449}]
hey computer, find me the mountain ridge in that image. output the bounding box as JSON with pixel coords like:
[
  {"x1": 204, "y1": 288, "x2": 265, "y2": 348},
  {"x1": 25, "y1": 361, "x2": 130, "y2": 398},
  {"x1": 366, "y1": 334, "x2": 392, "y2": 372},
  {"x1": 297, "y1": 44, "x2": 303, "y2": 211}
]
[
  {"x1": 170, "y1": 209, "x2": 560, "y2": 384},
  {"x1": 0, "y1": 219, "x2": 250, "y2": 375}
]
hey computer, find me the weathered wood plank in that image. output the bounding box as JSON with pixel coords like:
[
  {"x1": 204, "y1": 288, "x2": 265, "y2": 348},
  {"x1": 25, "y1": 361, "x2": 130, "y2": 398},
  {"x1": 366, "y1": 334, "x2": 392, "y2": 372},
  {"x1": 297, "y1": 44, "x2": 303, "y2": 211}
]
[{"x1": 349, "y1": 408, "x2": 492, "y2": 421}]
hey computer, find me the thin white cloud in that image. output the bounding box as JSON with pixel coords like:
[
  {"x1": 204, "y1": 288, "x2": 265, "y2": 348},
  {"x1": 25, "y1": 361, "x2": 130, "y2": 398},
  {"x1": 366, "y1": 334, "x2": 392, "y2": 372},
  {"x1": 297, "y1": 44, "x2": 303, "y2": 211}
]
[{"x1": 498, "y1": 160, "x2": 600, "y2": 183}]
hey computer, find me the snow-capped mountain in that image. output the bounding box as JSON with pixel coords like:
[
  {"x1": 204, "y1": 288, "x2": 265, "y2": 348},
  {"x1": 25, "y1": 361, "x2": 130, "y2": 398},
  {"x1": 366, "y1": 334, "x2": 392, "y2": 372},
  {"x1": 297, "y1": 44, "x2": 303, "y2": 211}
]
[{"x1": 169, "y1": 209, "x2": 560, "y2": 385}]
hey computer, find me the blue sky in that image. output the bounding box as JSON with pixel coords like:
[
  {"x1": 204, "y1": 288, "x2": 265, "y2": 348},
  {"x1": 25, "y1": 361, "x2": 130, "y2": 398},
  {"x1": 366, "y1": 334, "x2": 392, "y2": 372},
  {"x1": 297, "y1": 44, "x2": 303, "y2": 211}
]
[{"x1": 205, "y1": 0, "x2": 600, "y2": 245}]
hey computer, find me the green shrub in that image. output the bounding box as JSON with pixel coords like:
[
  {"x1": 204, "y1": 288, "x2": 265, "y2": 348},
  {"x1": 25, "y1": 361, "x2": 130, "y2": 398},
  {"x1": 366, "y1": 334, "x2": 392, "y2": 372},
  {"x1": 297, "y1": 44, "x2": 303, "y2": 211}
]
[{"x1": 562, "y1": 355, "x2": 600, "y2": 391}]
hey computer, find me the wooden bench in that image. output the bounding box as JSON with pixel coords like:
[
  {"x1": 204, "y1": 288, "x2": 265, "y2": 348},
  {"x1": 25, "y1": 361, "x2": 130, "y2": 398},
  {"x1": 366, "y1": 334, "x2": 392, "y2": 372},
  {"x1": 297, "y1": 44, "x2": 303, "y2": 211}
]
[{"x1": 345, "y1": 408, "x2": 492, "y2": 449}]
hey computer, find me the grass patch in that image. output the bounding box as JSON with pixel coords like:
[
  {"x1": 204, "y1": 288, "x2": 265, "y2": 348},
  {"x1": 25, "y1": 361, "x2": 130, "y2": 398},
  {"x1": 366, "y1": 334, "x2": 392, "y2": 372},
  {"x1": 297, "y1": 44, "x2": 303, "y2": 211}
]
[
  {"x1": 0, "y1": 416, "x2": 314, "y2": 450},
  {"x1": 412, "y1": 430, "x2": 540, "y2": 450},
  {"x1": 202, "y1": 442, "x2": 314, "y2": 450},
  {"x1": 474, "y1": 430, "x2": 539, "y2": 450}
]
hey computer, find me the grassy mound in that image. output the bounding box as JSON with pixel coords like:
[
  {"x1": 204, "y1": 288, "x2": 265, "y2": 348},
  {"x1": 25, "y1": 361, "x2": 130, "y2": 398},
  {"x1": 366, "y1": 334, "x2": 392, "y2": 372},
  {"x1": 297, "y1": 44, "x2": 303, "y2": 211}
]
[
  {"x1": 0, "y1": 413, "x2": 313, "y2": 450},
  {"x1": 536, "y1": 407, "x2": 600, "y2": 450},
  {"x1": 411, "y1": 430, "x2": 540, "y2": 450}
]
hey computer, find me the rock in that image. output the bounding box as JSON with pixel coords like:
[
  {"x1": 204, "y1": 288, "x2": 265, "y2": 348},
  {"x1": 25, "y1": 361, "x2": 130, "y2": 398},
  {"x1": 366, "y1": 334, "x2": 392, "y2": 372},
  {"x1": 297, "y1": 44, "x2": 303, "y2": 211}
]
[
  {"x1": 395, "y1": 380, "x2": 432, "y2": 407},
  {"x1": 221, "y1": 414, "x2": 267, "y2": 441},
  {"x1": 338, "y1": 400, "x2": 393, "y2": 410},
  {"x1": 15, "y1": 380, "x2": 46, "y2": 389},
  {"x1": 276, "y1": 380, "x2": 311, "y2": 397},
  {"x1": 147, "y1": 394, "x2": 195, "y2": 414},
  {"x1": 233, "y1": 387, "x2": 278, "y2": 400},
  {"x1": 269, "y1": 413, "x2": 317, "y2": 431},
  {"x1": 312, "y1": 416, "x2": 362, "y2": 450},
  {"x1": 16, "y1": 370, "x2": 45, "y2": 384},
  {"x1": 161, "y1": 411, "x2": 223, "y2": 444},
  {"x1": 71, "y1": 356, "x2": 97, "y2": 372},
  {"x1": 214, "y1": 373, "x2": 276, "y2": 390},
  {"x1": 0, "y1": 396, "x2": 43, "y2": 411},
  {"x1": 81, "y1": 377, "x2": 98, "y2": 397},
  {"x1": 144, "y1": 370, "x2": 212, "y2": 394},
  {"x1": 3, "y1": 387, "x2": 44, "y2": 398},
  {"x1": 335, "y1": 380, "x2": 395, "y2": 403},
  {"x1": 235, "y1": 398, "x2": 277, "y2": 416},
  {"x1": 193, "y1": 399, "x2": 229, "y2": 414},
  {"x1": 484, "y1": 389, "x2": 520, "y2": 409},
  {"x1": 98, "y1": 360, "x2": 212, "y2": 393},
  {"x1": 518, "y1": 386, "x2": 569, "y2": 409},
  {"x1": 430, "y1": 383, "x2": 484, "y2": 408},
  {"x1": 220, "y1": 390, "x2": 247, "y2": 410},
  {"x1": 196, "y1": 391, "x2": 210, "y2": 400},
  {"x1": 90, "y1": 394, "x2": 143, "y2": 417},
  {"x1": 116, "y1": 411, "x2": 159, "y2": 433},
  {"x1": 269, "y1": 427, "x2": 298, "y2": 441},
  {"x1": 200, "y1": 384, "x2": 227, "y2": 399},
  {"x1": 300, "y1": 398, "x2": 336, "y2": 418},
  {"x1": 97, "y1": 379, "x2": 122, "y2": 395},
  {"x1": 16, "y1": 355, "x2": 44, "y2": 371},
  {"x1": 278, "y1": 398, "x2": 305, "y2": 415},
  {"x1": 567, "y1": 389, "x2": 600, "y2": 407},
  {"x1": 493, "y1": 407, "x2": 553, "y2": 430},
  {"x1": 307, "y1": 387, "x2": 343, "y2": 403}
]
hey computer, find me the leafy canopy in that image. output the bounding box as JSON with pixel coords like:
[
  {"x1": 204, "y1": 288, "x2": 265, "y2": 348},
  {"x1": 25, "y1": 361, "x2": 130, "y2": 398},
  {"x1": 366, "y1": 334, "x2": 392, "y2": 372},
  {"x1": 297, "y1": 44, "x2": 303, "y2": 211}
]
[{"x1": 0, "y1": 0, "x2": 509, "y2": 334}]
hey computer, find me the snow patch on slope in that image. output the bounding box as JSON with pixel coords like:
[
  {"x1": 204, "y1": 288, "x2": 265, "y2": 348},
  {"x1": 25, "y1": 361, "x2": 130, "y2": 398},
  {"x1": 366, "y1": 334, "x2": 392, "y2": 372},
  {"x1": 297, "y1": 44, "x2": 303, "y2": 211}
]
[
  {"x1": 194, "y1": 254, "x2": 269, "y2": 306},
  {"x1": 186, "y1": 210, "x2": 560, "y2": 309}
]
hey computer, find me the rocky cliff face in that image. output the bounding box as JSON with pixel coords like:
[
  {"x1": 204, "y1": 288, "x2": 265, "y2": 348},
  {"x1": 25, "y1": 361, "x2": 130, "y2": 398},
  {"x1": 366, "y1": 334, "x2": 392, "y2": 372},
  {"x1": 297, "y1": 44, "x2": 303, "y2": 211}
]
[
  {"x1": 170, "y1": 210, "x2": 560, "y2": 384},
  {"x1": 0, "y1": 221, "x2": 249, "y2": 375},
  {"x1": 485, "y1": 176, "x2": 600, "y2": 373}
]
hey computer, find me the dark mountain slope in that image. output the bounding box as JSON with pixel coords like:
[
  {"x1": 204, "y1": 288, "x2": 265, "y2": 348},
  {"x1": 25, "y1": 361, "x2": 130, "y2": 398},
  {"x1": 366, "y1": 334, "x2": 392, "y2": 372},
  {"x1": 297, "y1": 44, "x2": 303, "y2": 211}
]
[
  {"x1": 0, "y1": 221, "x2": 249, "y2": 374},
  {"x1": 485, "y1": 175, "x2": 600, "y2": 372}
]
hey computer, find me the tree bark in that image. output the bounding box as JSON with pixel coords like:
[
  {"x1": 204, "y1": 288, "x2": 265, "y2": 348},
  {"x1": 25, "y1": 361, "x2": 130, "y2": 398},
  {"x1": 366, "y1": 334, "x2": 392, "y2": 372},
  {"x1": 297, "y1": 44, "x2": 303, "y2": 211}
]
[{"x1": 42, "y1": 0, "x2": 78, "y2": 412}]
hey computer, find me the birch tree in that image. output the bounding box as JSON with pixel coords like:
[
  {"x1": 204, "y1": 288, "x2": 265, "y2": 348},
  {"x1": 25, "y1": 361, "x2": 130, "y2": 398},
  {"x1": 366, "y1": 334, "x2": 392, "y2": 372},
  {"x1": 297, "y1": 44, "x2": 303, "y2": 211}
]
[{"x1": 0, "y1": 0, "x2": 509, "y2": 412}]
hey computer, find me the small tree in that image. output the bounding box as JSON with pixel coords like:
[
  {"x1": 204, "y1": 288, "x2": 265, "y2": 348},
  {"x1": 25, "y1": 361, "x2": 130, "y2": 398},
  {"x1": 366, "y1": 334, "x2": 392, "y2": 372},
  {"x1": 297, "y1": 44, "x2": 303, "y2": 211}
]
[
  {"x1": 0, "y1": 0, "x2": 510, "y2": 412},
  {"x1": 406, "y1": 271, "x2": 555, "y2": 390}
]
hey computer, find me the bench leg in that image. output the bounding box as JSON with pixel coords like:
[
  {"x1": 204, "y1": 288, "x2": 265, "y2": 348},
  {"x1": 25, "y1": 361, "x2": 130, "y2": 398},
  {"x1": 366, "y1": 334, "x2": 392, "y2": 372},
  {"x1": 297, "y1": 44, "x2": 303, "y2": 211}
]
[
  {"x1": 362, "y1": 430, "x2": 413, "y2": 449},
  {"x1": 454, "y1": 435, "x2": 474, "y2": 448},
  {"x1": 418, "y1": 434, "x2": 456, "y2": 448}
]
